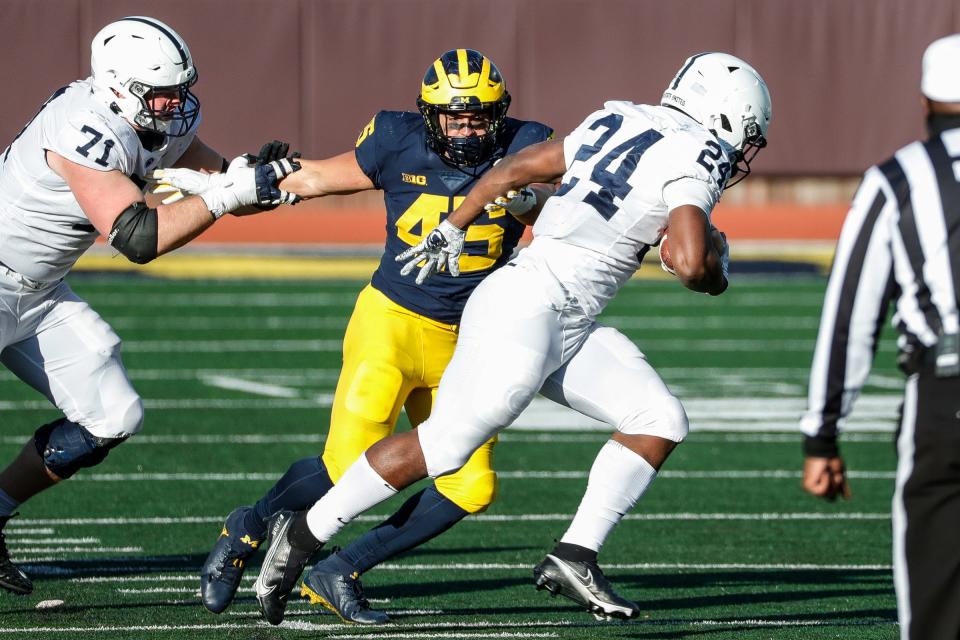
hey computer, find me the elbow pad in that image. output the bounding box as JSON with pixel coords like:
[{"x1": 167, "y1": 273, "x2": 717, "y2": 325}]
[{"x1": 108, "y1": 202, "x2": 159, "y2": 264}]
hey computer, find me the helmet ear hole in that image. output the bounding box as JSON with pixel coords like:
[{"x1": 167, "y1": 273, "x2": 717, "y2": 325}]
[{"x1": 720, "y1": 114, "x2": 733, "y2": 133}]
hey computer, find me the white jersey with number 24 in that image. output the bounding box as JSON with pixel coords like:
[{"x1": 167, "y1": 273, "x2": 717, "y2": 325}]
[{"x1": 521, "y1": 101, "x2": 731, "y2": 317}]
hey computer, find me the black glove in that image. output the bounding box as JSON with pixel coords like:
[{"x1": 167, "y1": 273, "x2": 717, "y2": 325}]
[
  {"x1": 252, "y1": 140, "x2": 302, "y2": 210},
  {"x1": 257, "y1": 140, "x2": 300, "y2": 164}
]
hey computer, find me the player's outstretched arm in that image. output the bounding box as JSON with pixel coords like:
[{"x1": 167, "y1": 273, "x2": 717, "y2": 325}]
[
  {"x1": 278, "y1": 151, "x2": 375, "y2": 199},
  {"x1": 664, "y1": 204, "x2": 729, "y2": 295},
  {"x1": 448, "y1": 139, "x2": 567, "y2": 230}
]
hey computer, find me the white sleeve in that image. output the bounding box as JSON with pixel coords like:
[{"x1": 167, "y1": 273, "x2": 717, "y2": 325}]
[
  {"x1": 662, "y1": 177, "x2": 718, "y2": 216},
  {"x1": 50, "y1": 110, "x2": 128, "y2": 173}
]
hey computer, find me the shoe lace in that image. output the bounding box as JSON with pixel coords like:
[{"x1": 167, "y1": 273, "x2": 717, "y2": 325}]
[{"x1": 348, "y1": 575, "x2": 371, "y2": 608}]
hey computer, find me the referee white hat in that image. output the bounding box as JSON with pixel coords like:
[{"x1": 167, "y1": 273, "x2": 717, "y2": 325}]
[{"x1": 922, "y1": 34, "x2": 960, "y2": 102}]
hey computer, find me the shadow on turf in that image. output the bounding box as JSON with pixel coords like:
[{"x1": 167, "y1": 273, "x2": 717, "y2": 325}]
[
  {"x1": 20, "y1": 552, "x2": 210, "y2": 582},
  {"x1": 366, "y1": 568, "x2": 896, "y2": 636}
]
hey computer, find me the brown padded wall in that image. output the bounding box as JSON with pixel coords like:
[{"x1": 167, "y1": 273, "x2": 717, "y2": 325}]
[{"x1": 1, "y1": 0, "x2": 959, "y2": 174}]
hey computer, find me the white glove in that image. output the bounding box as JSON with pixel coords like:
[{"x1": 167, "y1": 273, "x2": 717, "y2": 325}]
[
  {"x1": 152, "y1": 157, "x2": 300, "y2": 219},
  {"x1": 395, "y1": 219, "x2": 466, "y2": 284},
  {"x1": 485, "y1": 187, "x2": 536, "y2": 216},
  {"x1": 150, "y1": 154, "x2": 252, "y2": 204}
]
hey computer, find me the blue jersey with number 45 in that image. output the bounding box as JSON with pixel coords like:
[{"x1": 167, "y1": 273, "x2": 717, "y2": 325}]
[{"x1": 355, "y1": 111, "x2": 552, "y2": 324}]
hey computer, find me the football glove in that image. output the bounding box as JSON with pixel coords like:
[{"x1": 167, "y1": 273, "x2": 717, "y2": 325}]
[
  {"x1": 485, "y1": 187, "x2": 536, "y2": 216},
  {"x1": 395, "y1": 220, "x2": 466, "y2": 284},
  {"x1": 153, "y1": 157, "x2": 301, "y2": 219},
  {"x1": 150, "y1": 154, "x2": 251, "y2": 205}
]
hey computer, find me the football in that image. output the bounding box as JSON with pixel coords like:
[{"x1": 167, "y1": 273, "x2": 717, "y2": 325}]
[{"x1": 659, "y1": 234, "x2": 676, "y2": 274}]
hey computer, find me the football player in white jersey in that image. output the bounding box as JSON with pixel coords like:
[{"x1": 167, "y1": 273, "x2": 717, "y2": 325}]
[
  {"x1": 246, "y1": 52, "x2": 772, "y2": 622},
  {"x1": 0, "y1": 16, "x2": 297, "y2": 596}
]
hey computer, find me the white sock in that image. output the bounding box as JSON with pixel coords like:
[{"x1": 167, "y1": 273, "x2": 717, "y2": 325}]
[
  {"x1": 560, "y1": 440, "x2": 658, "y2": 552},
  {"x1": 305, "y1": 454, "x2": 397, "y2": 543}
]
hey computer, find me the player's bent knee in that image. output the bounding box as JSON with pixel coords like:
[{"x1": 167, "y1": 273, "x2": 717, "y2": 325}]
[
  {"x1": 420, "y1": 434, "x2": 474, "y2": 479},
  {"x1": 435, "y1": 468, "x2": 499, "y2": 514},
  {"x1": 619, "y1": 395, "x2": 689, "y2": 442},
  {"x1": 110, "y1": 393, "x2": 145, "y2": 436},
  {"x1": 33, "y1": 418, "x2": 129, "y2": 479}
]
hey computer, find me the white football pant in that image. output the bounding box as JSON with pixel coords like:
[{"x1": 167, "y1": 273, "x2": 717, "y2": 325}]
[
  {"x1": 0, "y1": 267, "x2": 143, "y2": 439},
  {"x1": 418, "y1": 255, "x2": 688, "y2": 478}
]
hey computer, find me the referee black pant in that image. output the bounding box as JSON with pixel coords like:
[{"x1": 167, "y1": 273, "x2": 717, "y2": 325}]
[{"x1": 894, "y1": 367, "x2": 960, "y2": 639}]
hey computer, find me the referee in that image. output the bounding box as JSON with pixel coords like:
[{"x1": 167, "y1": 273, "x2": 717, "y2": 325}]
[{"x1": 800, "y1": 34, "x2": 960, "y2": 639}]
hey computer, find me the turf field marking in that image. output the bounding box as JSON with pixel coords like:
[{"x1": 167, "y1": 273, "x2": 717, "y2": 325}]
[
  {"x1": 0, "y1": 336, "x2": 897, "y2": 355},
  {"x1": 9, "y1": 513, "x2": 889, "y2": 527},
  {"x1": 122, "y1": 339, "x2": 343, "y2": 352},
  {"x1": 68, "y1": 561, "x2": 893, "y2": 583},
  {"x1": 200, "y1": 374, "x2": 300, "y2": 398},
  {"x1": 7, "y1": 538, "x2": 100, "y2": 544},
  {"x1": 84, "y1": 292, "x2": 355, "y2": 307},
  {"x1": 100, "y1": 314, "x2": 820, "y2": 331},
  {"x1": 0, "y1": 432, "x2": 895, "y2": 445},
  {"x1": 10, "y1": 546, "x2": 141, "y2": 553},
  {"x1": 83, "y1": 290, "x2": 829, "y2": 308},
  {"x1": 61, "y1": 470, "x2": 895, "y2": 482}
]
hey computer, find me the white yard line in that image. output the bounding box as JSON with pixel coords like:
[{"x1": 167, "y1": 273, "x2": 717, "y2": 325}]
[
  {"x1": 8, "y1": 513, "x2": 889, "y2": 527},
  {"x1": 0, "y1": 617, "x2": 895, "y2": 635},
  {"x1": 7, "y1": 538, "x2": 99, "y2": 544},
  {"x1": 200, "y1": 375, "x2": 300, "y2": 398},
  {"x1": 70, "y1": 561, "x2": 893, "y2": 584},
  {"x1": 0, "y1": 432, "x2": 894, "y2": 445},
  {"x1": 63, "y1": 470, "x2": 895, "y2": 482},
  {"x1": 10, "y1": 546, "x2": 141, "y2": 554},
  {"x1": 0, "y1": 395, "x2": 899, "y2": 435}
]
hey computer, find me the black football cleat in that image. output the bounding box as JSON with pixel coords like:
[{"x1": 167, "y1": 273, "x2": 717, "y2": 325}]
[
  {"x1": 254, "y1": 510, "x2": 322, "y2": 625},
  {"x1": 534, "y1": 553, "x2": 640, "y2": 621},
  {"x1": 301, "y1": 554, "x2": 389, "y2": 625},
  {"x1": 200, "y1": 506, "x2": 264, "y2": 613},
  {"x1": 0, "y1": 515, "x2": 32, "y2": 595}
]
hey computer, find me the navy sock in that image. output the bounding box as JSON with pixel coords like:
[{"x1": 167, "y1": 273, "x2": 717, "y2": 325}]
[
  {"x1": 337, "y1": 484, "x2": 468, "y2": 574},
  {"x1": 552, "y1": 541, "x2": 598, "y2": 563},
  {"x1": 0, "y1": 489, "x2": 20, "y2": 519},
  {"x1": 246, "y1": 456, "x2": 334, "y2": 538}
]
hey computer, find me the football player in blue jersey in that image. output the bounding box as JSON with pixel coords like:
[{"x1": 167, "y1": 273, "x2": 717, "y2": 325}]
[{"x1": 185, "y1": 49, "x2": 553, "y2": 624}]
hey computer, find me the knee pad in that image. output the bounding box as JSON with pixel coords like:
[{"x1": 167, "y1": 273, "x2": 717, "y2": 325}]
[
  {"x1": 436, "y1": 467, "x2": 499, "y2": 514},
  {"x1": 619, "y1": 395, "x2": 689, "y2": 442},
  {"x1": 34, "y1": 418, "x2": 128, "y2": 479}
]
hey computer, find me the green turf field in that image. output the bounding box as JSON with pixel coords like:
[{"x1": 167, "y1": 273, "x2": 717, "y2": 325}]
[{"x1": 0, "y1": 273, "x2": 900, "y2": 639}]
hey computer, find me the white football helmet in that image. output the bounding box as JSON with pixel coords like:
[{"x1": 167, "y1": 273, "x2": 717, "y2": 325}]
[
  {"x1": 661, "y1": 52, "x2": 772, "y2": 185},
  {"x1": 90, "y1": 16, "x2": 199, "y2": 137}
]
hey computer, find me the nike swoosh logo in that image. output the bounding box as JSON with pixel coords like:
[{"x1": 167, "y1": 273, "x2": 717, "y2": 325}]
[
  {"x1": 569, "y1": 565, "x2": 595, "y2": 589},
  {"x1": 257, "y1": 582, "x2": 276, "y2": 596},
  {"x1": 337, "y1": 517, "x2": 349, "y2": 525}
]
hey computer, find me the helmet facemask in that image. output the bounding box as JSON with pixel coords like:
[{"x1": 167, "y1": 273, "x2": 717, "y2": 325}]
[
  {"x1": 417, "y1": 49, "x2": 511, "y2": 168},
  {"x1": 122, "y1": 74, "x2": 200, "y2": 137},
  {"x1": 723, "y1": 119, "x2": 767, "y2": 188}
]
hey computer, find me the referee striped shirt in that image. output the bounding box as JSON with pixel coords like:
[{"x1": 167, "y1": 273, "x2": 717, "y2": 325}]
[{"x1": 801, "y1": 123, "x2": 960, "y2": 455}]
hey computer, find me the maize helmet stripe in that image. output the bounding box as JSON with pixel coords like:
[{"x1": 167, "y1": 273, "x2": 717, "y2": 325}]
[{"x1": 416, "y1": 49, "x2": 512, "y2": 167}]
